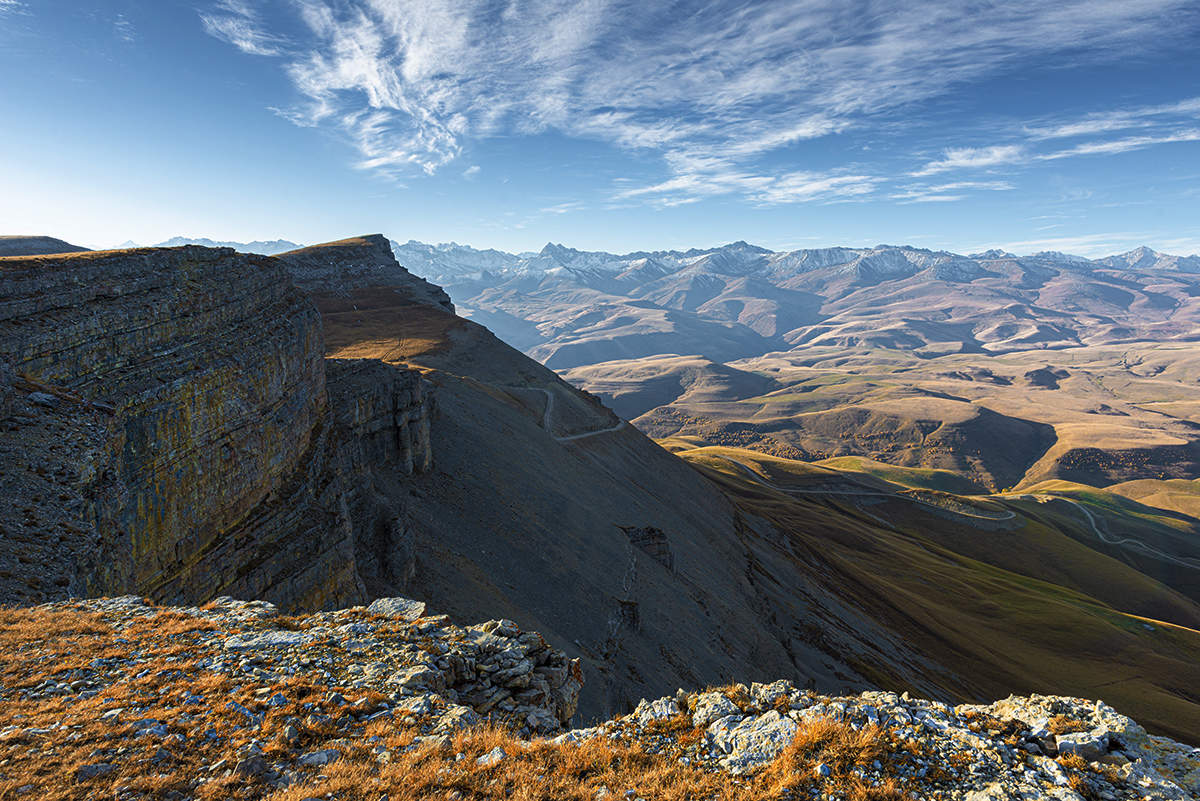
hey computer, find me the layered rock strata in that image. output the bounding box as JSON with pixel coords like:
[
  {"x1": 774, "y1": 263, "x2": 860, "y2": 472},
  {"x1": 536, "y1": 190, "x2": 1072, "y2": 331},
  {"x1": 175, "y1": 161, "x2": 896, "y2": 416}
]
[
  {"x1": 275, "y1": 235, "x2": 454, "y2": 312},
  {"x1": 0, "y1": 248, "x2": 433, "y2": 607}
]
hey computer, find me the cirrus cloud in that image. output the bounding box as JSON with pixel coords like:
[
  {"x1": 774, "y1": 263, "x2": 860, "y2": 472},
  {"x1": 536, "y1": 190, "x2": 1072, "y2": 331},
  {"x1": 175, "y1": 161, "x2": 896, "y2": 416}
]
[{"x1": 200, "y1": 0, "x2": 1200, "y2": 204}]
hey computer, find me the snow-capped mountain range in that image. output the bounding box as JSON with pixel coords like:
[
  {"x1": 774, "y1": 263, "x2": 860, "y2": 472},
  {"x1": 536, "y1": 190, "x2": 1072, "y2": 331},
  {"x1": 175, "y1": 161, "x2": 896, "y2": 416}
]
[
  {"x1": 393, "y1": 239, "x2": 1200, "y2": 285},
  {"x1": 386, "y1": 239, "x2": 1200, "y2": 370}
]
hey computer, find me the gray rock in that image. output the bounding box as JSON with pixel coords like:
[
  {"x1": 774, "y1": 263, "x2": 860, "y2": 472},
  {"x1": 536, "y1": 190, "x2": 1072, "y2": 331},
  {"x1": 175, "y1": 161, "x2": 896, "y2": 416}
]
[
  {"x1": 224, "y1": 630, "x2": 312, "y2": 651},
  {"x1": 710, "y1": 710, "x2": 798, "y2": 775},
  {"x1": 75, "y1": 763, "x2": 115, "y2": 781},
  {"x1": 476, "y1": 746, "x2": 506, "y2": 767},
  {"x1": 633, "y1": 696, "x2": 680, "y2": 726},
  {"x1": 388, "y1": 665, "x2": 445, "y2": 692},
  {"x1": 435, "y1": 705, "x2": 480, "y2": 732},
  {"x1": 28, "y1": 391, "x2": 59, "y2": 409},
  {"x1": 691, "y1": 692, "x2": 741, "y2": 728},
  {"x1": 234, "y1": 755, "x2": 268, "y2": 776},
  {"x1": 1057, "y1": 730, "x2": 1109, "y2": 761},
  {"x1": 412, "y1": 734, "x2": 452, "y2": 751},
  {"x1": 298, "y1": 748, "x2": 340, "y2": 767},
  {"x1": 367, "y1": 596, "x2": 427, "y2": 621}
]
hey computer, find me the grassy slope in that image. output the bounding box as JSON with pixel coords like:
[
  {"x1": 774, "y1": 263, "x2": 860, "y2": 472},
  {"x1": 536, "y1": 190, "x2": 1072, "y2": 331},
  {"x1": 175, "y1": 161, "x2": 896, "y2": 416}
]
[{"x1": 668, "y1": 443, "x2": 1200, "y2": 742}]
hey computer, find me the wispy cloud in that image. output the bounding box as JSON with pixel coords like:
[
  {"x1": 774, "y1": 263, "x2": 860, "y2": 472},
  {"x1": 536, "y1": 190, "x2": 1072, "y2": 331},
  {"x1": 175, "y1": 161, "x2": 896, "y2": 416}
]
[
  {"x1": 890, "y1": 180, "x2": 1014, "y2": 203},
  {"x1": 200, "y1": 0, "x2": 287, "y2": 57},
  {"x1": 199, "y1": 0, "x2": 1200, "y2": 203},
  {"x1": 1039, "y1": 129, "x2": 1200, "y2": 159},
  {"x1": 0, "y1": 0, "x2": 26, "y2": 14},
  {"x1": 1026, "y1": 97, "x2": 1200, "y2": 139},
  {"x1": 113, "y1": 14, "x2": 135, "y2": 43},
  {"x1": 540, "y1": 201, "x2": 586, "y2": 215},
  {"x1": 911, "y1": 146, "x2": 1024, "y2": 176}
]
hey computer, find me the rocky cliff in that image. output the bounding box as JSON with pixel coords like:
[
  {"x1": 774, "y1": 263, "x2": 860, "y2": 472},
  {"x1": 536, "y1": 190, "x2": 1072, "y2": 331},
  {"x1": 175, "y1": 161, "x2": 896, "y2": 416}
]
[
  {"x1": 0, "y1": 247, "x2": 432, "y2": 609},
  {"x1": 275, "y1": 235, "x2": 454, "y2": 312}
]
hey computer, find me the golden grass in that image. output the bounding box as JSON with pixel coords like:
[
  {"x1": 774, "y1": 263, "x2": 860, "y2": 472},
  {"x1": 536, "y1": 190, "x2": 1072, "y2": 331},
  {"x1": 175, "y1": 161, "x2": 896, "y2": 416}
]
[
  {"x1": 264, "y1": 718, "x2": 908, "y2": 801},
  {"x1": 0, "y1": 606, "x2": 915, "y2": 801}
]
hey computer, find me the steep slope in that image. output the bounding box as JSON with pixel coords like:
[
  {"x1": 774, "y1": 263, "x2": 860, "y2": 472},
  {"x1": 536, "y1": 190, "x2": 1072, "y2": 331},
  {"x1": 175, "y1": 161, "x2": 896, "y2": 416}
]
[
  {"x1": 0, "y1": 235, "x2": 89, "y2": 256},
  {"x1": 277, "y1": 237, "x2": 945, "y2": 722}
]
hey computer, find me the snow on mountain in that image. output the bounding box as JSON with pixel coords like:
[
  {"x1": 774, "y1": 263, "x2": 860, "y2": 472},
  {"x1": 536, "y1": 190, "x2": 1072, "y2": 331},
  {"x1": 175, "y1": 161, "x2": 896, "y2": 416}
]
[{"x1": 1097, "y1": 246, "x2": 1200, "y2": 273}]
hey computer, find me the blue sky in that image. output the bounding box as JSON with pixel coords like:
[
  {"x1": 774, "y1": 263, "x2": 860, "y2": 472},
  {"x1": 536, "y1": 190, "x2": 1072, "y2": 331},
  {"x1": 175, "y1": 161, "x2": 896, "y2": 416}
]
[{"x1": 2, "y1": 0, "x2": 1200, "y2": 257}]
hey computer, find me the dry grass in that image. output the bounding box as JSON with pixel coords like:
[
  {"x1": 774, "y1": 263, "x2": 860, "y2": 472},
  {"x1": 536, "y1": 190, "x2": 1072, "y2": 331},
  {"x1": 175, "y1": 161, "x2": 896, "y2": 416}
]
[
  {"x1": 317, "y1": 290, "x2": 462, "y2": 361},
  {"x1": 0, "y1": 607, "x2": 917, "y2": 800},
  {"x1": 1047, "y1": 715, "x2": 1091, "y2": 735},
  {"x1": 264, "y1": 718, "x2": 908, "y2": 801}
]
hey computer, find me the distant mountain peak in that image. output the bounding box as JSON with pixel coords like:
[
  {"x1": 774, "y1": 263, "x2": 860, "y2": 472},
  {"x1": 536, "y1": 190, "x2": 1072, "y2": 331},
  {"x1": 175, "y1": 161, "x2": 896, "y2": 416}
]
[
  {"x1": 538, "y1": 242, "x2": 581, "y2": 260},
  {"x1": 971, "y1": 249, "x2": 1017, "y2": 260}
]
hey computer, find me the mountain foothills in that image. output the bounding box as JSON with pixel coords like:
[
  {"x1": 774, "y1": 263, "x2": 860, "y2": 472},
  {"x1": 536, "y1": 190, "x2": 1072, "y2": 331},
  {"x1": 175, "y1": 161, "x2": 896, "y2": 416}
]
[
  {"x1": 1, "y1": 235, "x2": 1200, "y2": 800},
  {"x1": 403, "y1": 239, "x2": 1200, "y2": 492}
]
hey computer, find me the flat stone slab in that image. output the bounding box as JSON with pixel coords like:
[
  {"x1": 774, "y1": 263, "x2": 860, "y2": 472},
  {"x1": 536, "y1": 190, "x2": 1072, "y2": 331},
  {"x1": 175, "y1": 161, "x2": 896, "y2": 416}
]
[
  {"x1": 223, "y1": 630, "x2": 312, "y2": 651},
  {"x1": 367, "y1": 596, "x2": 427, "y2": 621}
]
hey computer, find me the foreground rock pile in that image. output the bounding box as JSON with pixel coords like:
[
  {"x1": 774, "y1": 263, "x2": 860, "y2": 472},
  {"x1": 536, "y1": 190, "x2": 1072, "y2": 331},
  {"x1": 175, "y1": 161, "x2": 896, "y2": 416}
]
[
  {"x1": 565, "y1": 683, "x2": 1200, "y2": 800},
  {"x1": 0, "y1": 597, "x2": 1195, "y2": 801}
]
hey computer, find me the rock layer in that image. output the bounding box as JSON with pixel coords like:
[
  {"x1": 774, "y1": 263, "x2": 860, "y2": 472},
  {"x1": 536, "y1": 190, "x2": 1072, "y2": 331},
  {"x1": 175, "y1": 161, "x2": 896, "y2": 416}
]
[{"x1": 0, "y1": 247, "x2": 433, "y2": 608}]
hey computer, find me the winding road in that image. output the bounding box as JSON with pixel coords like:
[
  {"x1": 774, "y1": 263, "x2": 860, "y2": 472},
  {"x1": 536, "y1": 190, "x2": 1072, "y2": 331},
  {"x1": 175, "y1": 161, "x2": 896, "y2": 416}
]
[
  {"x1": 532, "y1": 387, "x2": 627, "y2": 443},
  {"x1": 1034, "y1": 495, "x2": 1200, "y2": 570}
]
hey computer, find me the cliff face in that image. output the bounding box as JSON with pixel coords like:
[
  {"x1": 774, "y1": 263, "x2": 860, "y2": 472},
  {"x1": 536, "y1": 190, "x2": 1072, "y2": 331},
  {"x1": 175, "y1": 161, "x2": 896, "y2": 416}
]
[
  {"x1": 276, "y1": 235, "x2": 454, "y2": 313},
  {"x1": 0, "y1": 247, "x2": 432, "y2": 609}
]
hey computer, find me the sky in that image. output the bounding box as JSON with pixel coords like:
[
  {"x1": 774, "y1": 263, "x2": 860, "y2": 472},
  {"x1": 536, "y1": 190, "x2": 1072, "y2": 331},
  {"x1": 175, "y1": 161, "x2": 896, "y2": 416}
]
[{"x1": 2, "y1": 0, "x2": 1200, "y2": 257}]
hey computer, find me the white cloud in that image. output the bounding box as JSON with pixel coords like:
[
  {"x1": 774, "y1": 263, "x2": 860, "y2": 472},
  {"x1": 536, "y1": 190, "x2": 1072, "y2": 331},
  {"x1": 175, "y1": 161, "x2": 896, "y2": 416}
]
[
  {"x1": 0, "y1": 0, "x2": 26, "y2": 14},
  {"x1": 114, "y1": 14, "x2": 136, "y2": 43},
  {"x1": 890, "y1": 179, "x2": 1013, "y2": 202},
  {"x1": 1039, "y1": 129, "x2": 1200, "y2": 160},
  {"x1": 1026, "y1": 97, "x2": 1200, "y2": 139},
  {"x1": 540, "y1": 201, "x2": 586, "y2": 214},
  {"x1": 199, "y1": 0, "x2": 1200, "y2": 203},
  {"x1": 911, "y1": 145, "x2": 1025, "y2": 176},
  {"x1": 200, "y1": 0, "x2": 287, "y2": 57},
  {"x1": 463, "y1": 165, "x2": 481, "y2": 178},
  {"x1": 752, "y1": 172, "x2": 877, "y2": 205}
]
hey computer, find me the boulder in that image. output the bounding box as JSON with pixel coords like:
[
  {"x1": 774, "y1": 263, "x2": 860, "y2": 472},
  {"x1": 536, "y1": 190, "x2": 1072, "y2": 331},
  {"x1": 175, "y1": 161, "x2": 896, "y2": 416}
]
[
  {"x1": 367, "y1": 596, "x2": 427, "y2": 621},
  {"x1": 1056, "y1": 730, "x2": 1109, "y2": 761},
  {"x1": 634, "y1": 696, "x2": 680, "y2": 726},
  {"x1": 692, "y1": 692, "x2": 741, "y2": 728},
  {"x1": 709, "y1": 710, "x2": 798, "y2": 775}
]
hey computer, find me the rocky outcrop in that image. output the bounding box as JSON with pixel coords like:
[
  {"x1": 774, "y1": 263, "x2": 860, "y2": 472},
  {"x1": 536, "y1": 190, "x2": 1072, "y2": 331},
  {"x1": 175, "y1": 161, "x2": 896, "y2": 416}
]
[
  {"x1": 566, "y1": 682, "x2": 1200, "y2": 798},
  {"x1": 275, "y1": 235, "x2": 454, "y2": 312},
  {"x1": 2, "y1": 597, "x2": 1195, "y2": 800},
  {"x1": 0, "y1": 247, "x2": 434, "y2": 608}
]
